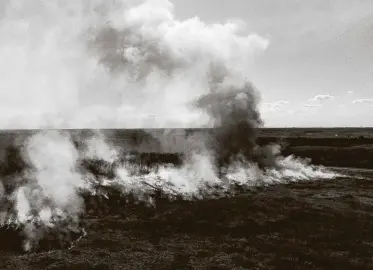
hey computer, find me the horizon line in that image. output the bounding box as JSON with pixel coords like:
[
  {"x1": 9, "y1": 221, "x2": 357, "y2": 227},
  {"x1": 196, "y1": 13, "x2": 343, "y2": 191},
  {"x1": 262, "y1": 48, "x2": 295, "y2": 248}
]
[{"x1": 0, "y1": 126, "x2": 372, "y2": 131}]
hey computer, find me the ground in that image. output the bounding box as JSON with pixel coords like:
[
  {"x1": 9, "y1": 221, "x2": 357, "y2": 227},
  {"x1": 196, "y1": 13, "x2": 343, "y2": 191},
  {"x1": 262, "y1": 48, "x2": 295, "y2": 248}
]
[{"x1": 0, "y1": 128, "x2": 373, "y2": 269}]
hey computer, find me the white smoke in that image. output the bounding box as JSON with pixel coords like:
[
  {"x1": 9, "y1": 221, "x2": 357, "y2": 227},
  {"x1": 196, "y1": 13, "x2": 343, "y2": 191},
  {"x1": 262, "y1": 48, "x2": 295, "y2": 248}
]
[
  {"x1": 5, "y1": 131, "x2": 86, "y2": 251},
  {"x1": 0, "y1": 129, "x2": 341, "y2": 252},
  {"x1": 22, "y1": 131, "x2": 85, "y2": 210},
  {"x1": 0, "y1": 0, "x2": 268, "y2": 129},
  {"x1": 82, "y1": 131, "x2": 119, "y2": 163}
]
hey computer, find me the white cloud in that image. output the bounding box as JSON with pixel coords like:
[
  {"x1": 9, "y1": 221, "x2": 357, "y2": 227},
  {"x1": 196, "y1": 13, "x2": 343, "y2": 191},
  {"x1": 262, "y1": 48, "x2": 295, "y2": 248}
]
[
  {"x1": 352, "y1": 99, "x2": 373, "y2": 105},
  {"x1": 301, "y1": 94, "x2": 336, "y2": 110},
  {"x1": 304, "y1": 103, "x2": 322, "y2": 108},
  {"x1": 310, "y1": 94, "x2": 335, "y2": 102},
  {"x1": 261, "y1": 100, "x2": 289, "y2": 112},
  {"x1": 347, "y1": 91, "x2": 354, "y2": 95}
]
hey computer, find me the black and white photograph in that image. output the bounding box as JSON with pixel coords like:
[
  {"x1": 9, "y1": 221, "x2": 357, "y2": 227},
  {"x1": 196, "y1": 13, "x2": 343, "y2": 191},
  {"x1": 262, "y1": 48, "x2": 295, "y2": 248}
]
[{"x1": 0, "y1": 0, "x2": 373, "y2": 269}]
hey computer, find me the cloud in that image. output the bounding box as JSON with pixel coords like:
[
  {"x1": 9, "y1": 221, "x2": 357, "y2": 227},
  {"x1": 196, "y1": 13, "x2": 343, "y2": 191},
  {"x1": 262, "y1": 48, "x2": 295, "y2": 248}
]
[
  {"x1": 352, "y1": 99, "x2": 373, "y2": 105},
  {"x1": 304, "y1": 103, "x2": 322, "y2": 108},
  {"x1": 347, "y1": 91, "x2": 354, "y2": 95},
  {"x1": 0, "y1": 0, "x2": 269, "y2": 129},
  {"x1": 302, "y1": 94, "x2": 335, "y2": 109},
  {"x1": 261, "y1": 100, "x2": 289, "y2": 112},
  {"x1": 310, "y1": 94, "x2": 335, "y2": 102}
]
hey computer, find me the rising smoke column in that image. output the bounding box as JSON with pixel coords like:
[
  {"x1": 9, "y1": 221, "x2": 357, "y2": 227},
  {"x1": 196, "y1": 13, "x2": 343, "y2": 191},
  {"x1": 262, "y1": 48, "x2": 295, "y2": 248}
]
[
  {"x1": 195, "y1": 78, "x2": 263, "y2": 171},
  {"x1": 16, "y1": 131, "x2": 86, "y2": 251},
  {"x1": 195, "y1": 70, "x2": 287, "y2": 173},
  {"x1": 86, "y1": 0, "x2": 272, "y2": 167}
]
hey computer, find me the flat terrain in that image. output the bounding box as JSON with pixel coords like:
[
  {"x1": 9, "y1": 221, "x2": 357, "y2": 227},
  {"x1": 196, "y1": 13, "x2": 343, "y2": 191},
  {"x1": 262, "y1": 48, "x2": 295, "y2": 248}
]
[
  {"x1": 0, "y1": 128, "x2": 373, "y2": 269},
  {"x1": 2, "y1": 170, "x2": 373, "y2": 269}
]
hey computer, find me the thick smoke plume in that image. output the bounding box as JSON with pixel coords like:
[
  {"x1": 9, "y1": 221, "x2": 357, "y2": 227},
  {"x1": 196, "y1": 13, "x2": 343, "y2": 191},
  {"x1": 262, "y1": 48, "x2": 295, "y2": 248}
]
[
  {"x1": 0, "y1": 0, "x2": 341, "y2": 252},
  {"x1": 0, "y1": 0, "x2": 268, "y2": 128},
  {"x1": 196, "y1": 80, "x2": 263, "y2": 171}
]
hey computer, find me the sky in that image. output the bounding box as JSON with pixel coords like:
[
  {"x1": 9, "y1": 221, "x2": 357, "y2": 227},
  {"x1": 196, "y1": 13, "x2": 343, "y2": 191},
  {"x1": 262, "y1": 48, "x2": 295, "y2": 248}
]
[
  {"x1": 171, "y1": 0, "x2": 373, "y2": 127},
  {"x1": 0, "y1": 0, "x2": 372, "y2": 128}
]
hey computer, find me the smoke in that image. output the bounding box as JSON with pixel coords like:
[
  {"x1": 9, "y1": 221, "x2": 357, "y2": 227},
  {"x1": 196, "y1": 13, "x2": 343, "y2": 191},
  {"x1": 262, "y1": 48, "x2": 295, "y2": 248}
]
[
  {"x1": 5, "y1": 131, "x2": 86, "y2": 251},
  {"x1": 0, "y1": 0, "x2": 268, "y2": 129},
  {"x1": 0, "y1": 129, "x2": 340, "y2": 252},
  {"x1": 0, "y1": 0, "x2": 342, "y2": 252},
  {"x1": 195, "y1": 80, "x2": 263, "y2": 170}
]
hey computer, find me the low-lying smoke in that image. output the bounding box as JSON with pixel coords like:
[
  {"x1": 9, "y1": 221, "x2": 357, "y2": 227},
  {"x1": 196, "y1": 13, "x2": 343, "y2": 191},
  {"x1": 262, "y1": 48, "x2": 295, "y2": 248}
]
[
  {"x1": 0, "y1": 0, "x2": 342, "y2": 252},
  {"x1": 0, "y1": 130, "x2": 340, "y2": 252}
]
